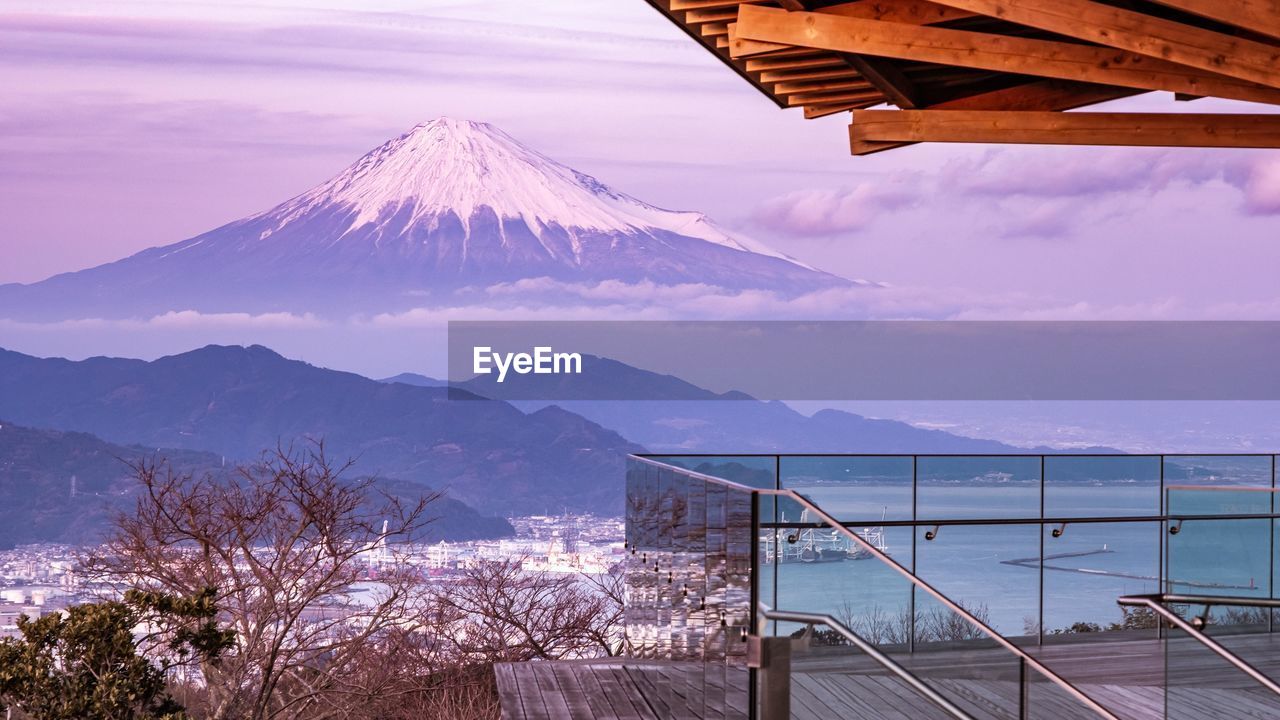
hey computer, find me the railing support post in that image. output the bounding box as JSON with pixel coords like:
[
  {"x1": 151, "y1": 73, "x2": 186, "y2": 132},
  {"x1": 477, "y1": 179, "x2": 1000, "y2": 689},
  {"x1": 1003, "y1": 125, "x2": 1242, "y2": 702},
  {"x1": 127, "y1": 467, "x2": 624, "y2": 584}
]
[
  {"x1": 749, "y1": 636, "x2": 791, "y2": 720},
  {"x1": 1019, "y1": 657, "x2": 1029, "y2": 720}
]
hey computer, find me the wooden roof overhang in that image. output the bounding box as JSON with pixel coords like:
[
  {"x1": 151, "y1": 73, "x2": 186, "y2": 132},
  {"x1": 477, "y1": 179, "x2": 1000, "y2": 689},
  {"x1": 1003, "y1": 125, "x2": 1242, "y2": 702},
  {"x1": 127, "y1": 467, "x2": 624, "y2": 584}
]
[{"x1": 642, "y1": 0, "x2": 1280, "y2": 154}]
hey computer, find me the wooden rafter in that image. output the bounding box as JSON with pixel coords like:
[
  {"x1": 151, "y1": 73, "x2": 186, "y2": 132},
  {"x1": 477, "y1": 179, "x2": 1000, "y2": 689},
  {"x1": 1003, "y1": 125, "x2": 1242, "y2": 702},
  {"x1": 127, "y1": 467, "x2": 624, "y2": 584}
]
[
  {"x1": 850, "y1": 110, "x2": 1280, "y2": 150},
  {"x1": 820, "y1": 0, "x2": 976, "y2": 24},
  {"x1": 854, "y1": 80, "x2": 1142, "y2": 154},
  {"x1": 644, "y1": 0, "x2": 1280, "y2": 154},
  {"x1": 1147, "y1": 0, "x2": 1280, "y2": 42},
  {"x1": 733, "y1": 5, "x2": 1280, "y2": 106},
  {"x1": 926, "y1": 0, "x2": 1280, "y2": 89}
]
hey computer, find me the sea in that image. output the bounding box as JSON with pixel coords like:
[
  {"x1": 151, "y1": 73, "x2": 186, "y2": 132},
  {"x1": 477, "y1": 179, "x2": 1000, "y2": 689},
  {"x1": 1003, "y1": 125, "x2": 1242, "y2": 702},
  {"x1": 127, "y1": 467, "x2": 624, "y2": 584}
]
[{"x1": 759, "y1": 482, "x2": 1275, "y2": 638}]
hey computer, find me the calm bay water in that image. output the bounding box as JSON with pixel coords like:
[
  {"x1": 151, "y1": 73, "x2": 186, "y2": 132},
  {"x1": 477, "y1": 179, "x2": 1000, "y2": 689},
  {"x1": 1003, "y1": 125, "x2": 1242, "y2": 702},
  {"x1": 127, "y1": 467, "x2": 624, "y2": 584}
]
[{"x1": 761, "y1": 483, "x2": 1272, "y2": 636}]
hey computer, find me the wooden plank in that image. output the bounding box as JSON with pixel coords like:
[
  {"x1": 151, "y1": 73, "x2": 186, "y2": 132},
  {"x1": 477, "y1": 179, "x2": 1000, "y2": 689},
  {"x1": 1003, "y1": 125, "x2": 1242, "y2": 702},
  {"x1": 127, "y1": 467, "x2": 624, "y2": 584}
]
[
  {"x1": 788, "y1": 89, "x2": 885, "y2": 105},
  {"x1": 1148, "y1": 0, "x2": 1280, "y2": 42},
  {"x1": 548, "y1": 664, "x2": 596, "y2": 719},
  {"x1": 531, "y1": 664, "x2": 571, "y2": 720},
  {"x1": 759, "y1": 66, "x2": 861, "y2": 82},
  {"x1": 701, "y1": 21, "x2": 730, "y2": 37},
  {"x1": 819, "y1": 0, "x2": 976, "y2": 24},
  {"x1": 684, "y1": 8, "x2": 738, "y2": 23},
  {"x1": 927, "y1": 0, "x2": 1280, "y2": 89},
  {"x1": 733, "y1": 0, "x2": 963, "y2": 108},
  {"x1": 572, "y1": 667, "x2": 628, "y2": 720},
  {"x1": 804, "y1": 101, "x2": 880, "y2": 119},
  {"x1": 848, "y1": 110, "x2": 1280, "y2": 151},
  {"x1": 855, "y1": 79, "x2": 1142, "y2": 154},
  {"x1": 727, "y1": 22, "x2": 792, "y2": 57},
  {"x1": 670, "y1": 0, "x2": 765, "y2": 10},
  {"x1": 494, "y1": 664, "x2": 529, "y2": 720},
  {"x1": 773, "y1": 78, "x2": 874, "y2": 94},
  {"x1": 595, "y1": 666, "x2": 655, "y2": 720},
  {"x1": 745, "y1": 54, "x2": 844, "y2": 72},
  {"x1": 734, "y1": 5, "x2": 1280, "y2": 106}
]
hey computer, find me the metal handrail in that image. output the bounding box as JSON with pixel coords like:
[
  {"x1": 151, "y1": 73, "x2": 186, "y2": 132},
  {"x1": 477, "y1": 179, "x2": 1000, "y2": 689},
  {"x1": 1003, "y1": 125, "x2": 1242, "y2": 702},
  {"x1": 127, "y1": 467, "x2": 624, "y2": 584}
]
[
  {"x1": 629, "y1": 455, "x2": 1124, "y2": 720},
  {"x1": 1117, "y1": 594, "x2": 1280, "y2": 698},
  {"x1": 760, "y1": 606, "x2": 975, "y2": 720},
  {"x1": 764, "y1": 487, "x2": 1123, "y2": 720},
  {"x1": 1139, "y1": 592, "x2": 1280, "y2": 610}
]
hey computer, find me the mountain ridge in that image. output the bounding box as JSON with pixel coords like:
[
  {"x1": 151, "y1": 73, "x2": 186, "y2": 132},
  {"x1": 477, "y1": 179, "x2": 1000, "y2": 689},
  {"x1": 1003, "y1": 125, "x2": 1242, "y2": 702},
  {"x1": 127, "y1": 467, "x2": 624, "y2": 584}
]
[
  {"x1": 0, "y1": 420, "x2": 515, "y2": 549},
  {"x1": 0, "y1": 345, "x2": 642, "y2": 515}
]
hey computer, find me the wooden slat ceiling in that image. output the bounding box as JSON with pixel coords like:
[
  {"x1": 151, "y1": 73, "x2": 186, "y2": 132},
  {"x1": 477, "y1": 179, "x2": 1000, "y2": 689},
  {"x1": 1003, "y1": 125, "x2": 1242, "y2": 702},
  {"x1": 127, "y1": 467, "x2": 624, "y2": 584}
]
[{"x1": 642, "y1": 0, "x2": 1280, "y2": 154}]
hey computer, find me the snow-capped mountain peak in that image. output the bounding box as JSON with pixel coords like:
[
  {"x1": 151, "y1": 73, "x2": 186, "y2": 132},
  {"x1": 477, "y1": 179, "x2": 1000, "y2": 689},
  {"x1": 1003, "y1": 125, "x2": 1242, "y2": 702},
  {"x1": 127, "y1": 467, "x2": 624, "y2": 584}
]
[
  {"x1": 0, "y1": 117, "x2": 855, "y2": 320},
  {"x1": 262, "y1": 117, "x2": 806, "y2": 265}
]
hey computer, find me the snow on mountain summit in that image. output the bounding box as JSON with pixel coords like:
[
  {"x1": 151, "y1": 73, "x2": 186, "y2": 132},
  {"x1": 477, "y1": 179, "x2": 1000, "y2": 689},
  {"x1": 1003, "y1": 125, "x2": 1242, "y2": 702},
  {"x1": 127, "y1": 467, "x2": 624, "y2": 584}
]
[
  {"x1": 0, "y1": 117, "x2": 855, "y2": 320},
  {"x1": 262, "y1": 117, "x2": 805, "y2": 265}
]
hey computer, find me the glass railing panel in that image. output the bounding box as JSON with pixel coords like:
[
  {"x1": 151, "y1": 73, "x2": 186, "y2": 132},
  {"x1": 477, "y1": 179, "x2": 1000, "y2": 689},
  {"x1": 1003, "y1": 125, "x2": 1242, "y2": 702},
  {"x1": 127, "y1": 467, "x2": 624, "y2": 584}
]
[
  {"x1": 724, "y1": 479, "x2": 754, "y2": 720},
  {"x1": 769, "y1": 485, "x2": 914, "y2": 644},
  {"x1": 1040, "y1": 521, "x2": 1160, "y2": 643},
  {"x1": 1167, "y1": 488, "x2": 1272, "y2": 607},
  {"x1": 914, "y1": 523, "x2": 1040, "y2": 642},
  {"x1": 1163, "y1": 455, "x2": 1273, "y2": 492},
  {"x1": 1045, "y1": 455, "x2": 1160, "y2": 518},
  {"x1": 623, "y1": 458, "x2": 755, "y2": 719},
  {"x1": 917, "y1": 455, "x2": 1041, "y2": 520},
  {"x1": 779, "y1": 455, "x2": 914, "y2": 523},
  {"x1": 776, "y1": 614, "x2": 1021, "y2": 720},
  {"x1": 646, "y1": 455, "x2": 778, "y2": 489},
  {"x1": 1167, "y1": 485, "x2": 1272, "y2": 517},
  {"x1": 764, "y1": 489, "x2": 1114, "y2": 720},
  {"x1": 1165, "y1": 623, "x2": 1280, "y2": 720}
]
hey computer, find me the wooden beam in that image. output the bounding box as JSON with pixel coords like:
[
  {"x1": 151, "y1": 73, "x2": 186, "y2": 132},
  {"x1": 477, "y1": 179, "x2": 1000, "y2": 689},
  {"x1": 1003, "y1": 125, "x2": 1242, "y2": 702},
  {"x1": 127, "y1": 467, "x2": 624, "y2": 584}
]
[
  {"x1": 854, "y1": 79, "x2": 1141, "y2": 153},
  {"x1": 927, "y1": 0, "x2": 1280, "y2": 89},
  {"x1": 842, "y1": 54, "x2": 922, "y2": 108},
  {"x1": 727, "y1": 22, "x2": 792, "y2": 57},
  {"x1": 849, "y1": 110, "x2": 1280, "y2": 153},
  {"x1": 805, "y1": 100, "x2": 881, "y2": 118},
  {"x1": 733, "y1": 0, "x2": 975, "y2": 106},
  {"x1": 683, "y1": 7, "x2": 738, "y2": 23},
  {"x1": 772, "y1": 78, "x2": 874, "y2": 94},
  {"x1": 758, "y1": 66, "x2": 861, "y2": 82},
  {"x1": 734, "y1": 6, "x2": 1280, "y2": 106},
  {"x1": 933, "y1": 80, "x2": 1142, "y2": 112},
  {"x1": 730, "y1": 1, "x2": 974, "y2": 59},
  {"x1": 669, "y1": 0, "x2": 764, "y2": 10},
  {"x1": 788, "y1": 89, "x2": 885, "y2": 105},
  {"x1": 819, "y1": 0, "x2": 977, "y2": 24},
  {"x1": 745, "y1": 54, "x2": 844, "y2": 72},
  {"x1": 1148, "y1": 0, "x2": 1280, "y2": 42}
]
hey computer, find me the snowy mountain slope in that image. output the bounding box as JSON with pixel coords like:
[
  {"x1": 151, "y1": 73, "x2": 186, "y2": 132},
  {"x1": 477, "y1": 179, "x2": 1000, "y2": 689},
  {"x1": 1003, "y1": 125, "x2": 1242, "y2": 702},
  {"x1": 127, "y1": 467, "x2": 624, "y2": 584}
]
[{"x1": 0, "y1": 118, "x2": 854, "y2": 319}]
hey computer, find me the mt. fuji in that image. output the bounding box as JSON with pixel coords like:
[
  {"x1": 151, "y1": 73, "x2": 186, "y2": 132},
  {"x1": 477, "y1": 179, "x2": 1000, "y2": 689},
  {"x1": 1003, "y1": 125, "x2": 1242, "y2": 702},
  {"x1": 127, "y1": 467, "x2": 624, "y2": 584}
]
[{"x1": 0, "y1": 118, "x2": 853, "y2": 320}]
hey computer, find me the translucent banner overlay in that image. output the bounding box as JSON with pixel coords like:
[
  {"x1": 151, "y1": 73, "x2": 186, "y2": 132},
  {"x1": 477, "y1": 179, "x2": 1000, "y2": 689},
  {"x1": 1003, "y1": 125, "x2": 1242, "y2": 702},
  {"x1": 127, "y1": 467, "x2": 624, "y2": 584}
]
[{"x1": 446, "y1": 321, "x2": 1280, "y2": 401}]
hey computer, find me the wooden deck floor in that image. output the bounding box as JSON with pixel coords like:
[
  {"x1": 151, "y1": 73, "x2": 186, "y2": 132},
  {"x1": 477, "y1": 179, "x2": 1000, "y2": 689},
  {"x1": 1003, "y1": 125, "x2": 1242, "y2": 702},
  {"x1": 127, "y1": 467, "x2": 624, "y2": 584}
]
[{"x1": 496, "y1": 634, "x2": 1280, "y2": 720}]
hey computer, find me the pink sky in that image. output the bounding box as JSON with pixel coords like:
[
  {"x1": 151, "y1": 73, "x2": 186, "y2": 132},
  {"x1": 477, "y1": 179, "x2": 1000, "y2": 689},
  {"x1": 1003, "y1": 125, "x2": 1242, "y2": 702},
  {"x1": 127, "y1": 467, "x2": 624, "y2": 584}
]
[{"x1": 2, "y1": 0, "x2": 1280, "y2": 318}]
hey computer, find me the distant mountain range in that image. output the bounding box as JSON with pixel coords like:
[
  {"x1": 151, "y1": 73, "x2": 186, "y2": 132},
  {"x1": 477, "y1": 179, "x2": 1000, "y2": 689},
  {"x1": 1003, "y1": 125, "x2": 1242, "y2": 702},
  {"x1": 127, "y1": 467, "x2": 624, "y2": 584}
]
[
  {"x1": 0, "y1": 118, "x2": 855, "y2": 320},
  {"x1": 444, "y1": 356, "x2": 1113, "y2": 454},
  {"x1": 0, "y1": 344, "x2": 1129, "y2": 548},
  {"x1": 0, "y1": 421, "x2": 514, "y2": 550},
  {"x1": 0, "y1": 345, "x2": 640, "y2": 517}
]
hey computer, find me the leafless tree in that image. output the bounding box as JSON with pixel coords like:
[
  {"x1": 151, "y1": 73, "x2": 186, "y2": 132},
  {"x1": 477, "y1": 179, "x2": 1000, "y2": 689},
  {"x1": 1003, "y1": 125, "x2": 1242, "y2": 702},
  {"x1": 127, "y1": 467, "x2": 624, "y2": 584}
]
[
  {"x1": 837, "y1": 602, "x2": 915, "y2": 646},
  {"x1": 433, "y1": 558, "x2": 622, "y2": 664},
  {"x1": 84, "y1": 443, "x2": 441, "y2": 720},
  {"x1": 579, "y1": 566, "x2": 629, "y2": 657}
]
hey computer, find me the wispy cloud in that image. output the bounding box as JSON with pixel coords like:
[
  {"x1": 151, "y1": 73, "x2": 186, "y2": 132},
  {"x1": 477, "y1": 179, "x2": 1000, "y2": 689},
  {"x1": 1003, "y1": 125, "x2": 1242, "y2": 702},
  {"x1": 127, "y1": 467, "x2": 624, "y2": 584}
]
[
  {"x1": 751, "y1": 180, "x2": 917, "y2": 237},
  {"x1": 0, "y1": 310, "x2": 325, "y2": 331},
  {"x1": 1243, "y1": 155, "x2": 1280, "y2": 215}
]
